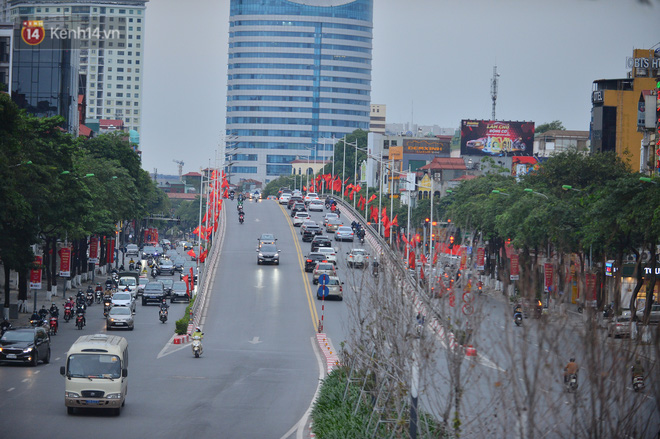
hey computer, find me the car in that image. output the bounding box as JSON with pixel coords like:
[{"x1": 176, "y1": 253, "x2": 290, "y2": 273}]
[
  {"x1": 161, "y1": 239, "x2": 172, "y2": 250},
  {"x1": 325, "y1": 218, "x2": 343, "y2": 233},
  {"x1": 293, "y1": 212, "x2": 311, "y2": 226},
  {"x1": 171, "y1": 281, "x2": 190, "y2": 303},
  {"x1": 291, "y1": 202, "x2": 307, "y2": 215},
  {"x1": 335, "y1": 226, "x2": 354, "y2": 242},
  {"x1": 636, "y1": 303, "x2": 660, "y2": 324},
  {"x1": 313, "y1": 262, "x2": 337, "y2": 284},
  {"x1": 304, "y1": 192, "x2": 319, "y2": 204},
  {"x1": 311, "y1": 235, "x2": 332, "y2": 252},
  {"x1": 173, "y1": 256, "x2": 186, "y2": 272},
  {"x1": 118, "y1": 275, "x2": 138, "y2": 296},
  {"x1": 300, "y1": 220, "x2": 317, "y2": 235},
  {"x1": 316, "y1": 275, "x2": 343, "y2": 300},
  {"x1": 157, "y1": 258, "x2": 175, "y2": 275},
  {"x1": 257, "y1": 243, "x2": 281, "y2": 265},
  {"x1": 316, "y1": 247, "x2": 337, "y2": 265},
  {"x1": 323, "y1": 213, "x2": 339, "y2": 226},
  {"x1": 258, "y1": 233, "x2": 277, "y2": 249},
  {"x1": 608, "y1": 312, "x2": 633, "y2": 338},
  {"x1": 302, "y1": 224, "x2": 322, "y2": 242},
  {"x1": 308, "y1": 199, "x2": 324, "y2": 212},
  {"x1": 165, "y1": 249, "x2": 179, "y2": 259},
  {"x1": 125, "y1": 244, "x2": 139, "y2": 257},
  {"x1": 305, "y1": 252, "x2": 328, "y2": 272},
  {"x1": 137, "y1": 276, "x2": 149, "y2": 296},
  {"x1": 111, "y1": 291, "x2": 136, "y2": 313},
  {"x1": 347, "y1": 248, "x2": 370, "y2": 268},
  {"x1": 287, "y1": 195, "x2": 303, "y2": 209},
  {"x1": 279, "y1": 194, "x2": 291, "y2": 205},
  {"x1": 106, "y1": 306, "x2": 135, "y2": 330},
  {"x1": 161, "y1": 278, "x2": 174, "y2": 297},
  {"x1": 142, "y1": 281, "x2": 165, "y2": 305},
  {"x1": 141, "y1": 245, "x2": 156, "y2": 259},
  {"x1": 0, "y1": 327, "x2": 50, "y2": 366}
]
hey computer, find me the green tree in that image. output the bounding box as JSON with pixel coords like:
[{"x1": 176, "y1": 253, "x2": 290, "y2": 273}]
[{"x1": 535, "y1": 120, "x2": 565, "y2": 133}]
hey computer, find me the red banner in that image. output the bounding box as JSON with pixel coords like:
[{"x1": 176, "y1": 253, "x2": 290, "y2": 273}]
[
  {"x1": 107, "y1": 238, "x2": 115, "y2": 263},
  {"x1": 509, "y1": 254, "x2": 519, "y2": 281},
  {"x1": 89, "y1": 236, "x2": 99, "y2": 263},
  {"x1": 59, "y1": 247, "x2": 71, "y2": 277},
  {"x1": 544, "y1": 263, "x2": 553, "y2": 292},
  {"x1": 30, "y1": 256, "x2": 42, "y2": 289},
  {"x1": 585, "y1": 273, "x2": 597, "y2": 304},
  {"x1": 459, "y1": 246, "x2": 467, "y2": 270},
  {"x1": 476, "y1": 247, "x2": 485, "y2": 270}
]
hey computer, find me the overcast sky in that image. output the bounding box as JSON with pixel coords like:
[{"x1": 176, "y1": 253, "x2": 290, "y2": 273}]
[{"x1": 140, "y1": 0, "x2": 659, "y2": 176}]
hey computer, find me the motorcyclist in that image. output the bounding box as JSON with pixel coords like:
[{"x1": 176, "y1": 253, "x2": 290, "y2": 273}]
[
  {"x1": 631, "y1": 359, "x2": 644, "y2": 382},
  {"x1": 38, "y1": 305, "x2": 49, "y2": 321},
  {"x1": 564, "y1": 358, "x2": 579, "y2": 383},
  {"x1": 30, "y1": 309, "x2": 41, "y2": 324},
  {"x1": 357, "y1": 228, "x2": 365, "y2": 242},
  {"x1": 129, "y1": 258, "x2": 135, "y2": 270},
  {"x1": 76, "y1": 303, "x2": 86, "y2": 327},
  {"x1": 0, "y1": 319, "x2": 11, "y2": 334},
  {"x1": 49, "y1": 303, "x2": 59, "y2": 318},
  {"x1": 159, "y1": 298, "x2": 169, "y2": 312},
  {"x1": 192, "y1": 327, "x2": 203, "y2": 339},
  {"x1": 513, "y1": 303, "x2": 523, "y2": 318}
]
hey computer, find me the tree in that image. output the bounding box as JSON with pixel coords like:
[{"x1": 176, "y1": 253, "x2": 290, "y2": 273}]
[{"x1": 535, "y1": 120, "x2": 565, "y2": 134}]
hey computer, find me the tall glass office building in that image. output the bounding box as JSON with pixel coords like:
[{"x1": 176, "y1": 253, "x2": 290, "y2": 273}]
[{"x1": 226, "y1": 0, "x2": 373, "y2": 184}]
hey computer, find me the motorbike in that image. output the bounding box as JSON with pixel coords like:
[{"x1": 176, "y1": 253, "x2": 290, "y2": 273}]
[
  {"x1": 75, "y1": 312, "x2": 85, "y2": 330},
  {"x1": 514, "y1": 312, "x2": 523, "y2": 327},
  {"x1": 151, "y1": 267, "x2": 158, "y2": 278},
  {"x1": 86, "y1": 292, "x2": 94, "y2": 306},
  {"x1": 129, "y1": 261, "x2": 135, "y2": 271},
  {"x1": 63, "y1": 304, "x2": 73, "y2": 322},
  {"x1": 95, "y1": 290, "x2": 103, "y2": 304},
  {"x1": 632, "y1": 375, "x2": 644, "y2": 392},
  {"x1": 192, "y1": 335, "x2": 204, "y2": 358},
  {"x1": 49, "y1": 316, "x2": 58, "y2": 335},
  {"x1": 565, "y1": 374, "x2": 578, "y2": 392},
  {"x1": 30, "y1": 317, "x2": 46, "y2": 328},
  {"x1": 371, "y1": 261, "x2": 379, "y2": 278},
  {"x1": 239, "y1": 213, "x2": 244, "y2": 224},
  {"x1": 103, "y1": 302, "x2": 112, "y2": 318},
  {"x1": 0, "y1": 320, "x2": 11, "y2": 336},
  {"x1": 159, "y1": 308, "x2": 168, "y2": 323}
]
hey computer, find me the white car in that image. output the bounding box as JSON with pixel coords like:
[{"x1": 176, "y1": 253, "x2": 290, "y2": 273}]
[
  {"x1": 347, "y1": 248, "x2": 370, "y2": 268},
  {"x1": 111, "y1": 291, "x2": 136, "y2": 313},
  {"x1": 316, "y1": 247, "x2": 337, "y2": 265},
  {"x1": 293, "y1": 212, "x2": 311, "y2": 226},
  {"x1": 308, "y1": 199, "x2": 324, "y2": 212},
  {"x1": 304, "y1": 192, "x2": 319, "y2": 203},
  {"x1": 279, "y1": 194, "x2": 291, "y2": 205}
]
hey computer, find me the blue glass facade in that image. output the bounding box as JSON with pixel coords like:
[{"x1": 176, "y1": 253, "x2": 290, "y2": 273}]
[{"x1": 226, "y1": 0, "x2": 372, "y2": 184}]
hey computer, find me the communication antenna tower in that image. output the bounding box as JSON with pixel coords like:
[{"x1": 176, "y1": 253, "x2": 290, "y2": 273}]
[{"x1": 490, "y1": 65, "x2": 500, "y2": 120}]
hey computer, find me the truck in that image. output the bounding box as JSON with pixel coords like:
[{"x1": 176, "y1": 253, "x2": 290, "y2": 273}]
[{"x1": 60, "y1": 334, "x2": 129, "y2": 416}]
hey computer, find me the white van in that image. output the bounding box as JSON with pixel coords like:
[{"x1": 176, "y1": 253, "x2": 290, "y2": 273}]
[{"x1": 60, "y1": 334, "x2": 129, "y2": 415}]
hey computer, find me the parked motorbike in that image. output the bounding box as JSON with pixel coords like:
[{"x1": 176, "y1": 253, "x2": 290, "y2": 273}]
[
  {"x1": 192, "y1": 335, "x2": 203, "y2": 358},
  {"x1": 159, "y1": 308, "x2": 168, "y2": 324},
  {"x1": 49, "y1": 316, "x2": 58, "y2": 335},
  {"x1": 565, "y1": 374, "x2": 578, "y2": 392},
  {"x1": 632, "y1": 375, "x2": 644, "y2": 392}
]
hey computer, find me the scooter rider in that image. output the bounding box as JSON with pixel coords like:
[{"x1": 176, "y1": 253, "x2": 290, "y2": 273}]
[
  {"x1": 631, "y1": 359, "x2": 644, "y2": 383},
  {"x1": 192, "y1": 327, "x2": 203, "y2": 340},
  {"x1": 564, "y1": 358, "x2": 579, "y2": 383},
  {"x1": 38, "y1": 305, "x2": 49, "y2": 321},
  {"x1": 30, "y1": 309, "x2": 41, "y2": 324},
  {"x1": 49, "y1": 303, "x2": 59, "y2": 318},
  {"x1": 160, "y1": 298, "x2": 169, "y2": 312}
]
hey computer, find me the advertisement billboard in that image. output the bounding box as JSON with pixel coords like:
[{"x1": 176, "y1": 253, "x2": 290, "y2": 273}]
[
  {"x1": 403, "y1": 138, "x2": 450, "y2": 156},
  {"x1": 461, "y1": 120, "x2": 535, "y2": 156}
]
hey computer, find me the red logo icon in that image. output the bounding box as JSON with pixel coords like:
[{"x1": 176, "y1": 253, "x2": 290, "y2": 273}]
[{"x1": 21, "y1": 20, "x2": 45, "y2": 46}]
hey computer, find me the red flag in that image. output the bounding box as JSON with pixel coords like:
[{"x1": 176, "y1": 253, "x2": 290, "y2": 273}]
[
  {"x1": 344, "y1": 184, "x2": 353, "y2": 197},
  {"x1": 183, "y1": 275, "x2": 190, "y2": 296},
  {"x1": 192, "y1": 226, "x2": 200, "y2": 235},
  {"x1": 384, "y1": 225, "x2": 390, "y2": 239},
  {"x1": 401, "y1": 232, "x2": 410, "y2": 246},
  {"x1": 358, "y1": 195, "x2": 365, "y2": 210},
  {"x1": 409, "y1": 251, "x2": 416, "y2": 269},
  {"x1": 367, "y1": 194, "x2": 377, "y2": 204},
  {"x1": 420, "y1": 264, "x2": 425, "y2": 280},
  {"x1": 332, "y1": 177, "x2": 341, "y2": 192},
  {"x1": 199, "y1": 250, "x2": 208, "y2": 263},
  {"x1": 223, "y1": 188, "x2": 229, "y2": 198},
  {"x1": 189, "y1": 267, "x2": 195, "y2": 289},
  {"x1": 370, "y1": 205, "x2": 378, "y2": 222},
  {"x1": 303, "y1": 185, "x2": 307, "y2": 192},
  {"x1": 433, "y1": 242, "x2": 441, "y2": 265},
  {"x1": 221, "y1": 178, "x2": 229, "y2": 188},
  {"x1": 420, "y1": 253, "x2": 428, "y2": 264},
  {"x1": 353, "y1": 185, "x2": 362, "y2": 193},
  {"x1": 390, "y1": 215, "x2": 398, "y2": 227},
  {"x1": 187, "y1": 249, "x2": 197, "y2": 259}
]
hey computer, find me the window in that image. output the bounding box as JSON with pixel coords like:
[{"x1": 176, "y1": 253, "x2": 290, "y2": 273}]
[
  {"x1": 117, "y1": 76, "x2": 123, "y2": 80},
  {"x1": 107, "y1": 75, "x2": 112, "y2": 80},
  {"x1": 126, "y1": 93, "x2": 131, "y2": 97},
  {"x1": 116, "y1": 93, "x2": 123, "y2": 97},
  {"x1": 116, "y1": 101, "x2": 123, "y2": 106},
  {"x1": 134, "y1": 102, "x2": 139, "y2": 106},
  {"x1": 117, "y1": 84, "x2": 124, "y2": 89},
  {"x1": 118, "y1": 51, "x2": 124, "y2": 55},
  {"x1": 133, "y1": 93, "x2": 139, "y2": 98},
  {"x1": 106, "y1": 100, "x2": 111, "y2": 105}
]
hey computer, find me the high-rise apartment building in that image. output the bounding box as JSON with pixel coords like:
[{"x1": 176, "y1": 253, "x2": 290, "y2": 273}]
[
  {"x1": 225, "y1": 0, "x2": 373, "y2": 184},
  {"x1": 7, "y1": 0, "x2": 147, "y2": 134},
  {"x1": 369, "y1": 103, "x2": 385, "y2": 134}
]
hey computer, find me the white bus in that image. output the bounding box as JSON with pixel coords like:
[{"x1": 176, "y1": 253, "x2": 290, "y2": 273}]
[{"x1": 60, "y1": 334, "x2": 128, "y2": 415}]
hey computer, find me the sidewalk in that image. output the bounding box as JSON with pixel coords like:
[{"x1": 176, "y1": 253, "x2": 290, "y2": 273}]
[{"x1": 1, "y1": 265, "x2": 109, "y2": 328}]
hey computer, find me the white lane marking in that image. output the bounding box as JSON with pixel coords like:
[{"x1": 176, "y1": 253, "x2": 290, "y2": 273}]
[
  {"x1": 248, "y1": 336, "x2": 262, "y2": 344},
  {"x1": 7, "y1": 387, "x2": 15, "y2": 392},
  {"x1": 55, "y1": 357, "x2": 61, "y2": 361},
  {"x1": 21, "y1": 379, "x2": 29, "y2": 383},
  {"x1": 157, "y1": 334, "x2": 189, "y2": 359},
  {"x1": 279, "y1": 336, "x2": 325, "y2": 439},
  {"x1": 34, "y1": 370, "x2": 39, "y2": 374}
]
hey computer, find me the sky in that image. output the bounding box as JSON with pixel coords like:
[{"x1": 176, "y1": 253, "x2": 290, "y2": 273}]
[{"x1": 140, "y1": 0, "x2": 660, "y2": 177}]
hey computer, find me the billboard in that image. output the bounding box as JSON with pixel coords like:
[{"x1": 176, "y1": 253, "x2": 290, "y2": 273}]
[
  {"x1": 403, "y1": 138, "x2": 450, "y2": 156},
  {"x1": 461, "y1": 120, "x2": 535, "y2": 156}
]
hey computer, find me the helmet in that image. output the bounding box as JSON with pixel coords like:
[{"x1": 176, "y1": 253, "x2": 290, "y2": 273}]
[
  {"x1": 195, "y1": 327, "x2": 201, "y2": 332},
  {"x1": 570, "y1": 358, "x2": 575, "y2": 363}
]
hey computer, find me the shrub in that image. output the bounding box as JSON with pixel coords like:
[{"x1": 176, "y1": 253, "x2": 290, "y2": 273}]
[{"x1": 174, "y1": 297, "x2": 195, "y2": 335}]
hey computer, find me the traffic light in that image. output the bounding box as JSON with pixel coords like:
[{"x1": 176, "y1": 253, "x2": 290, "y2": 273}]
[
  {"x1": 424, "y1": 218, "x2": 430, "y2": 229},
  {"x1": 449, "y1": 235, "x2": 454, "y2": 249}
]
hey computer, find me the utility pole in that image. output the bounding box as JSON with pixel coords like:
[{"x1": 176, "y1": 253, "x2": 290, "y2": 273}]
[{"x1": 490, "y1": 65, "x2": 499, "y2": 121}]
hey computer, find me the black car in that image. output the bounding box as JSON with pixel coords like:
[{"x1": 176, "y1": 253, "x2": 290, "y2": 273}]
[
  {"x1": 142, "y1": 281, "x2": 165, "y2": 305},
  {"x1": 0, "y1": 327, "x2": 50, "y2": 366},
  {"x1": 170, "y1": 281, "x2": 190, "y2": 303},
  {"x1": 287, "y1": 196, "x2": 303, "y2": 209},
  {"x1": 291, "y1": 202, "x2": 307, "y2": 215},
  {"x1": 257, "y1": 243, "x2": 281, "y2": 265},
  {"x1": 304, "y1": 252, "x2": 327, "y2": 272},
  {"x1": 173, "y1": 256, "x2": 186, "y2": 272},
  {"x1": 302, "y1": 225, "x2": 322, "y2": 242},
  {"x1": 161, "y1": 278, "x2": 174, "y2": 297},
  {"x1": 157, "y1": 258, "x2": 175, "y2": 275},
  {"x1": 311, "y1": 235, "x2": 332, "y2": 252}
]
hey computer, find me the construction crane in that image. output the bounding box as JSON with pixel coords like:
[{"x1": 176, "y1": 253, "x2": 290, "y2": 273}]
[{"x1": 173, "y1": 159, "x2": 184, "y2": 180}]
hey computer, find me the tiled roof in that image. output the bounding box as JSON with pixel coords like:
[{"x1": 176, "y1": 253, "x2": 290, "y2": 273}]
[
  {"x1": 183, "y1": 172, "x2": 202, "y2": 177},
  {"x1": 452, "y1": 174, "x2": 477, "y2": 182},
  {"x1": 78, "y1": 124, "x2": 92, "y2": 137},
  {"x1": 99, "y1": 119, "x2": 124, "y2": 129},
  {"x1": 419, "y1": 157, "x2": 467, "y2": 171},
  {"x1": 166, "y1": 193, "x2": 198, "y2": 200}
]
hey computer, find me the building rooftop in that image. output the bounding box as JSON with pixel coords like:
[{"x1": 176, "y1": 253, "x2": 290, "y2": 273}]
[{"x1": 419, "y1": 157, "x2": 467, "y2": 171}]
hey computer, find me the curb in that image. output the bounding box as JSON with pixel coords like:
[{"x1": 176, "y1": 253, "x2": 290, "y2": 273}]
[{"x1": 316, "y1": 333, "x2": 340, "y2": 373}]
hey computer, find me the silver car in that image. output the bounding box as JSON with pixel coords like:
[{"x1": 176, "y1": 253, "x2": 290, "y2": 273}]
[
  {"x1": 106, "y1": 306, "x2": 135, "y2": 330},
  {"x1": 607, "y1": 313, "x2": 632, "y2": 338},
  {"x1": 316, "y1": 275, "x2": 343, "y2": 300},
  {"x1": 335, "y1": 226, "x2": 354, "y2": 242},
  {"x1": 111, "y1": 291, "x2": 136, "y2": 313}
]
